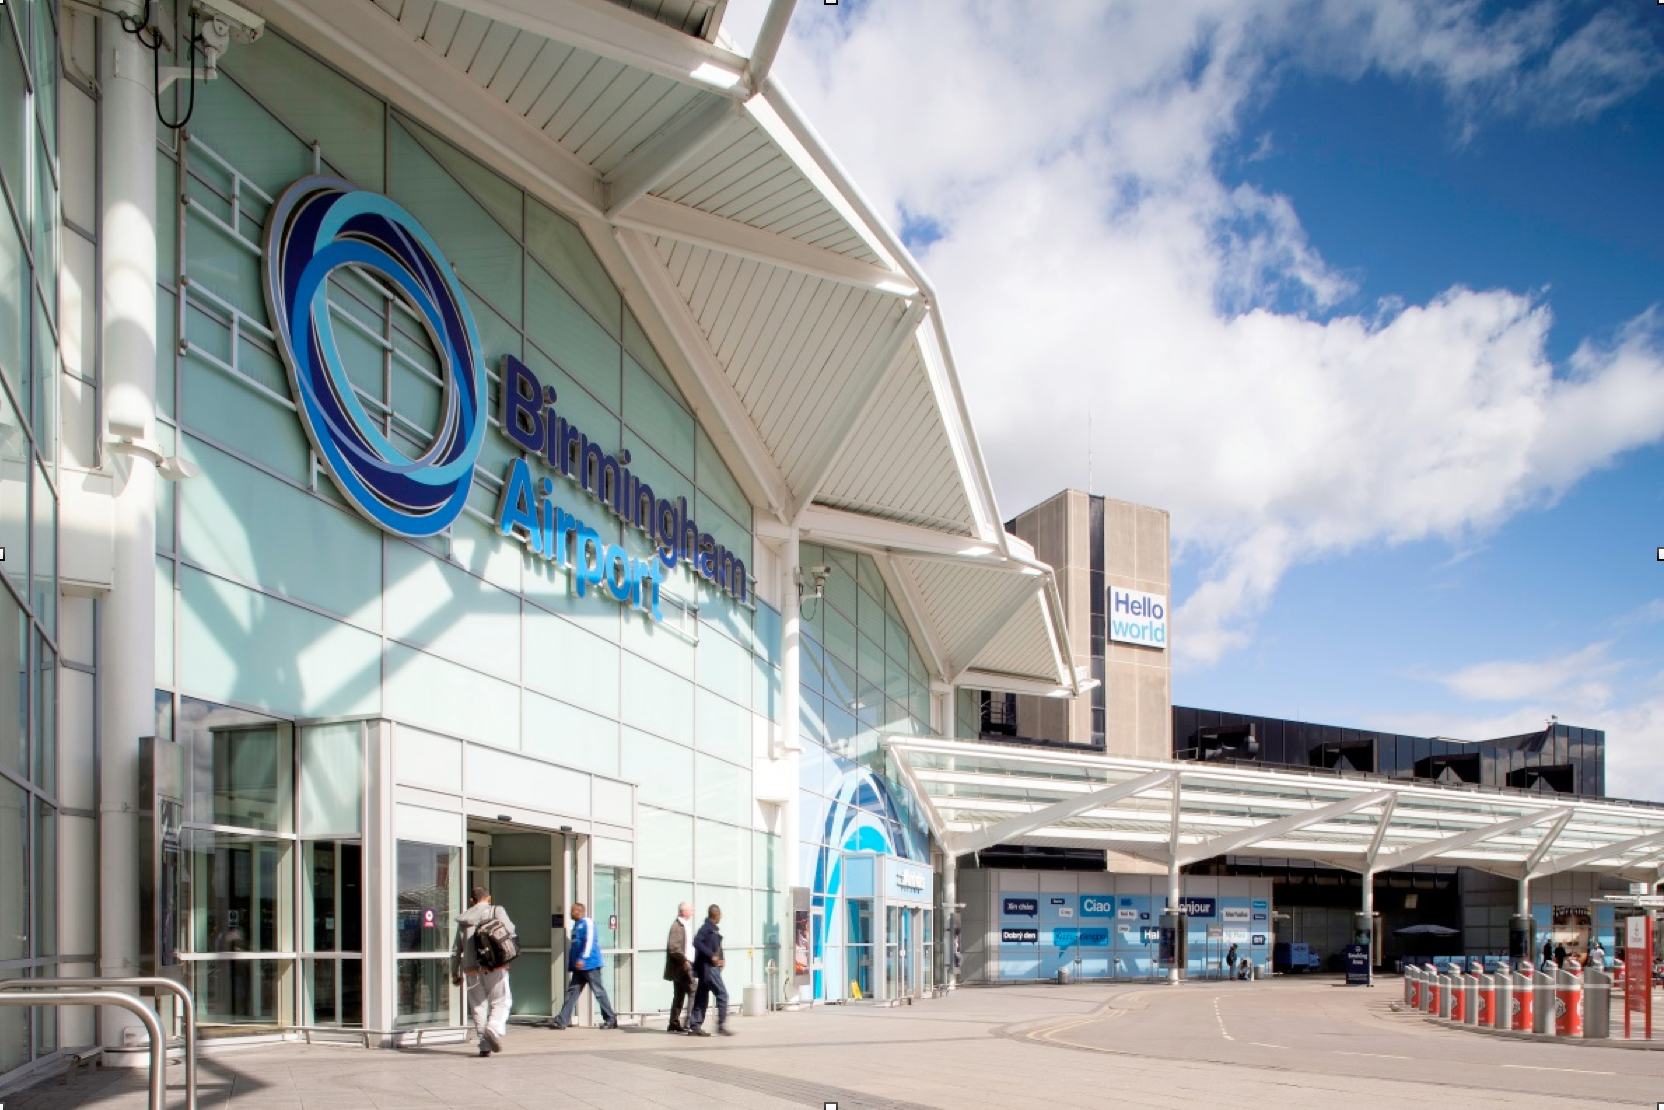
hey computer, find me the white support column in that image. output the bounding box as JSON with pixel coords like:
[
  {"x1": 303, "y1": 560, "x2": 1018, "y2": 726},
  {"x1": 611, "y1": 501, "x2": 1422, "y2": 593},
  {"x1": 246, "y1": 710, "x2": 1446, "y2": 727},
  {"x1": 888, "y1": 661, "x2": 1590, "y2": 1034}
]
[
  {"x1": 943, "y1": 850, "x2": 958, "y2": 992},
  {"x1": 98, "y1": 5, "x2": 158, "y2": 1056},
  {"x1": 1168, "y1": 774, "x2": 1182, "y2": 985},
  {"x1": 1517, "y1": 877, "x2": 1530, "y2": 919},
  {"x1": 777, "y1": 528, "x2": 801, "y2": 1004},
  {"x1": 1361, "y1": 870, "x2": 1374, "y2": 986}
]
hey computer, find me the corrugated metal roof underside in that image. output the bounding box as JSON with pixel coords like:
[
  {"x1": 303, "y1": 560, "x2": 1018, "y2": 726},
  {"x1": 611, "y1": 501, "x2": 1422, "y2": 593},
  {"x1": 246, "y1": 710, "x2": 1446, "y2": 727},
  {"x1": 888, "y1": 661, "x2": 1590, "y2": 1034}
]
[
  {"x1": 817, "y1": 351, "x2": 978, "y2": 534},
  {"x1": 652, "y1": 115, "x2": 883, "y2": 264},
  {"x1": 372, "y1": 0, "x2": 709, "y2": 176},
  {"x1": 900, "y1": 561, "x2": 1045, "y2": 679},
  {"x1": 601, "y1": 0, "x2": 722, "y2": 39}
]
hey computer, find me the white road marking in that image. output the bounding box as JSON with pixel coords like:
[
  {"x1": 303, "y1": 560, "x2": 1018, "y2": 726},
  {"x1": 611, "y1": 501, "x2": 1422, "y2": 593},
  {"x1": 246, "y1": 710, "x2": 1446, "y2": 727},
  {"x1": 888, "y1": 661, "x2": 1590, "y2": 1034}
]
[
  {"x1": 1213, "y1": 996, "x2": 1233, "y2": 1041},
  {"x1": 1248, "y1": 1042, "x2": 1287, "y2": 1050},
  {"x1": 1500, "y1": 1065, "x2": 1616, "y2": 1076},
  {"x1": 1335, "y1": 1051, "x2": 1412, "y2": 1060}
]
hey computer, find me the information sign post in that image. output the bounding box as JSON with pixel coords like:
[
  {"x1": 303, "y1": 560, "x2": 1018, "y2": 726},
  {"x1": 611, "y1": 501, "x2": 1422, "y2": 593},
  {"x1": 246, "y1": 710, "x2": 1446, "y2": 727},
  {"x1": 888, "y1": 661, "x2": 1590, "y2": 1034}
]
[{"x1": 1624, "y1": 913, "x2": 1652, "y2": 1039}]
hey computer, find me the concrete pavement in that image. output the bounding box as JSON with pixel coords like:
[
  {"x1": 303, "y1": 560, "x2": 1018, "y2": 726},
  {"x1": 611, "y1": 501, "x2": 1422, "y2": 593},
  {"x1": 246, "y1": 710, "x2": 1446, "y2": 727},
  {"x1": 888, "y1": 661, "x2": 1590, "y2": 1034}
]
[{"x1": 9, "y1": 978, "x2": 1664, "y2": 1109}]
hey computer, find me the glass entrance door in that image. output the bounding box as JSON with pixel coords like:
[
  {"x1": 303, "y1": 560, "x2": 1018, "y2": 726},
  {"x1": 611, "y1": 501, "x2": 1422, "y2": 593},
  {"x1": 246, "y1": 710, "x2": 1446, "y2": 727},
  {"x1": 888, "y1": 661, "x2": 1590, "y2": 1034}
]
[{"x1": 467, "y1": 827, "x2": 566, "y2": 1018}]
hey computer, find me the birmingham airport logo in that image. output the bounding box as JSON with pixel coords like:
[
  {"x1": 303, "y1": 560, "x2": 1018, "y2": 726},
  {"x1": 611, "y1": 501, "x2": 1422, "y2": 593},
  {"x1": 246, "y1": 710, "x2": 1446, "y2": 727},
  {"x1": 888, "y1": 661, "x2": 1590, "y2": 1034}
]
[{"x1": 262, "y1": 177, "x2": 486, "y2": 539}]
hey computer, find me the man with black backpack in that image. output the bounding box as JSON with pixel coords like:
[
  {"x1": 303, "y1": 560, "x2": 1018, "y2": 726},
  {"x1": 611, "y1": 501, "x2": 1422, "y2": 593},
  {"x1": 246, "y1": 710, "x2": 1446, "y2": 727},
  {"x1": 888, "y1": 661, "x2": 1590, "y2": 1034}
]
[{"x1": 451, "y1": 886, "x2": 517, "y2": 1057}]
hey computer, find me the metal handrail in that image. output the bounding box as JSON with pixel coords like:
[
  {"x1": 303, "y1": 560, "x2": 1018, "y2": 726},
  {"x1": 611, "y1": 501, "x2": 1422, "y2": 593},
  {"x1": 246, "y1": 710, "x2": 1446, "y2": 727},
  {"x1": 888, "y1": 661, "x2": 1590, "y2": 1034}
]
[
  {"x1": 0, "y1": 976, "x2": 196, "y2": 1110},
  {"x1": 0, "y1": 990, "x2": 166, "y2": 1110}
]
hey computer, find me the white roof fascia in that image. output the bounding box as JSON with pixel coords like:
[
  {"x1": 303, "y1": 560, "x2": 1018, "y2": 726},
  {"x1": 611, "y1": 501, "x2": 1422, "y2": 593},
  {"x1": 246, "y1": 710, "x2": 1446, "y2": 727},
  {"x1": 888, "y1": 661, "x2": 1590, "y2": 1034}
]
[
  {"x1": 277, "y1": 0, "x2": 604, "y2": 218},
  {"x1": 447, "y1": 0, "x2": 751, "y2": 98}
]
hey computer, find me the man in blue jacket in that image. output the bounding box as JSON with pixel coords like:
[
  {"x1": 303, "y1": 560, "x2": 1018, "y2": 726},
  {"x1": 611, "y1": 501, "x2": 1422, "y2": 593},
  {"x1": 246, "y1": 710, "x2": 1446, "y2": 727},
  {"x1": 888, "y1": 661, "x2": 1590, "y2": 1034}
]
[
  {"x1": 552, "y1": 902, "x2": 618, "y2": 1030},
  {"x1": 689, "y1": 904, "x2": 734, "y2": 1037}
]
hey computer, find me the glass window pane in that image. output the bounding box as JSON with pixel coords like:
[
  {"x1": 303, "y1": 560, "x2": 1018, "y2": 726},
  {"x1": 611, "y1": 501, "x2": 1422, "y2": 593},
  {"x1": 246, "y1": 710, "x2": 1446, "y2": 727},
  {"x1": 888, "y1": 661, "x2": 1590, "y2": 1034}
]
[
  {"x1": 0, "y1": 584, "x2": 20, "y2": 777},
  {"x1": 189, "y1": 957, "x2": 288, "y2": 1026},
  {"x1": 179, "y1": 697, "x2": 292, "y2": 833},
  {"x1": 298, "y1": 722, "x2": 362, "y2": 835},
  {"x1": 31, "y1": 456, "x2": 51, "y2": 640},
  {"x1": 34, "y1": 799, "x2": 53, "y2": 957},
  {"x1": 0, "y1": 775, "x2": 26, "y2": 961},
  {"x1": 395, "y1": 958, "x2": 456, "y2": 1026},
  {"x1": 396, "y1": 840, "x2": 459, "y2": 954},
  {"x1": 0, "y1": 374, "x2": 28, "y2": 597},
  {"x1": 182, "y1": 832, "x2": 292, "y2": 956}
]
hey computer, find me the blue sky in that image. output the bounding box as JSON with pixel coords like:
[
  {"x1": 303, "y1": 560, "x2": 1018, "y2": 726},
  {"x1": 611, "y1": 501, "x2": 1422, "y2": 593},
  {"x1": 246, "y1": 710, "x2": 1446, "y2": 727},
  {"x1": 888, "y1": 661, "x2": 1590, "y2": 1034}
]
[{"x1": 731, "y1": 1, "x2": 1664, "y2": 796}]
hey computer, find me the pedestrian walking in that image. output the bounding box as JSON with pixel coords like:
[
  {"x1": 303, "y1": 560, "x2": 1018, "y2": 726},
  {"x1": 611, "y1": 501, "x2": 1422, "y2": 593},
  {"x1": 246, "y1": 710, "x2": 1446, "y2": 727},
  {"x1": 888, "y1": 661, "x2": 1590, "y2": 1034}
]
[
  {"x1": 553, "y1": 902, "x2": 618, "y2": 1030},
  {"x1": 451, "y1": 886, "x2": 516, "y2": 1057},
  {"x1": 665, "y1": 900, "x2": 696, "y2": 1032},
  {"x1": 1590, "y1": 940, "x2": 1606, "y2": 969},
  {"x1": 1553, "y1": 941, "x2": 1567, "y2": 967},
  {"x1": 1542, "y1": 939, "x2": 1554, "y2": 966},
  {"x1": 1224, "y1": 943, "x2": 1238, "y2": 978},
  {"x1": 689, "y1": 904, "x2": 733, "y2": 1037}
]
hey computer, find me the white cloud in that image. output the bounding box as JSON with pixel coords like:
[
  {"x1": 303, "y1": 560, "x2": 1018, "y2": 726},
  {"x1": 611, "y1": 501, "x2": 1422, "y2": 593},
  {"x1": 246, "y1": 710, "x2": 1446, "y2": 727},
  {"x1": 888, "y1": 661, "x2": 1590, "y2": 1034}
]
[
  {"x1": 757, "y1": 0, "x2": 1664, "y2": 669},
  {"x1": 1435, "y1": 641, "x2": 1618, "y2": 704}
]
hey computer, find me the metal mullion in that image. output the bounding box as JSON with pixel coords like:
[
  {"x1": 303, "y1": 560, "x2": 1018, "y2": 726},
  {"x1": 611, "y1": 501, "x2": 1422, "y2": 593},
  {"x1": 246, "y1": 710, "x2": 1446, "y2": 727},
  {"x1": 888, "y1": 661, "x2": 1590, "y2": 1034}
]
[{"x1": 187, "y1": 135, "x2": 276, "y2": 206}]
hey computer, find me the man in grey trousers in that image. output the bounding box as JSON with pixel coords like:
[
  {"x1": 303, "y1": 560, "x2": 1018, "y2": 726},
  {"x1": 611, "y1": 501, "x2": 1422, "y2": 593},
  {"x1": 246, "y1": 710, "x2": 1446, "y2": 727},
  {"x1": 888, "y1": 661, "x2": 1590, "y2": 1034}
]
[{"x1": 452, "y1": 886, "x2": 515, "y2": 1057}]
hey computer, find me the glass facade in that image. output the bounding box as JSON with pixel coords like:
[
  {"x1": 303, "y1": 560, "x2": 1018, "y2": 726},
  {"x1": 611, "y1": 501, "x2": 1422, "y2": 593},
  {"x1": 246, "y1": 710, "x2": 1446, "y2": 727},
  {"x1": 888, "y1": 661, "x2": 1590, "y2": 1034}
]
[
  {"x1": 0, "y1": 0, "x2": 59, "y2": 1077},
  {"x1": 1174, "y1": 706, "x2": 1606, "y2": 798}
]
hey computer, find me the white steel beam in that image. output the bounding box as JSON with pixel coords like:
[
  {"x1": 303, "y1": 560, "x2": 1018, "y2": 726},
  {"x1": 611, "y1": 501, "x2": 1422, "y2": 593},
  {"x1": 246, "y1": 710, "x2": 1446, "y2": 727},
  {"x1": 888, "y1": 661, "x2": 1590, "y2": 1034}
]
[
  {"x1": 1175, "y1": 790, "x2": 1393, "y2": 867},
  {"x1": 799, "y1": 506, "x2": 986, "y2": 556},
  {"x1": 605, "y1": 227, "x2": 793, "y2": 518},
  {"x1": 617, "y1": 195, "x2": 911, "y2": 294},
  {"x1": 790, "y1": 300, "x2": 927, "y2": 520},
  {"x1": 448, "y1": 0, "x2": 750, "y2": 98},
  {"x1": 277, "y1": 0, "x2": 603, "y2": 217},
  {"x1": 1524, "y1": 810, "x2": 1577, "y2": 875},
  {"x1": 877, "y1": 554, "x2": 950, "y2": 684},
  {"x1": 1373, "y1": 809, "x2": 1569, "y2": 873},
  {"x1": 603, "y1": 97, "x2": 745, "y2": 216},
  {"x1": 948, "y1": 583, "x2": 1047, "y2": 682},
  {"x1": 946, "y1": 770, "x2": 1175, "y2": 857},
  {"x1": 955, "y1": 668, "x2": 1071, "y2": 699},
  {"x1": 1530, "y1": 828, "x2": 1664, "y2": 880},
  {"x1": 1364, "y1": 795, "x2": 1398, "y2": 872},
  {"x1": 743, "y1": 0, "x2": 796, "y2": 92}
]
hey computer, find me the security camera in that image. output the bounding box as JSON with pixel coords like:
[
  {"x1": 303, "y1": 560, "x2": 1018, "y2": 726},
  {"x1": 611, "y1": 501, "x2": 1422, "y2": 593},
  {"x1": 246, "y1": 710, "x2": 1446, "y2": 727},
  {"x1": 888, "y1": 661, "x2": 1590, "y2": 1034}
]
[
  {"x1": 809, "y1": 565, "x2": 832, "y2": 582},
  {"x1": 189, "y1": 0, "x2": 265, "y2": 44}
]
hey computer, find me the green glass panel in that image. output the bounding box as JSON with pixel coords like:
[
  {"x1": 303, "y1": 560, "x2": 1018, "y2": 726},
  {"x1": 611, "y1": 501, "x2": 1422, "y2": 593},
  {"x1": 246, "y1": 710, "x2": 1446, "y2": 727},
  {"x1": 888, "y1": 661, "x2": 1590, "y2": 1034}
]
[
  {"x1": 0, "y1": 203, "x2": 26, "y2": 418},
  {"x1": 189, "y1": 68, "x2": 314, "y2": 202},
  {"x1": 180, "y1": 436, "x2": 383, "y2": 626},
  {"x1": 299, "y1": 722, "x2": 363, "y2": 835},
  {"x1": 155, "y1": 556, "x2": 174, "y2": 687},
  {"x1": 0, "y1": 14, "x2": 26, "y2": 219},
  {"x1": 180, "y1": 354, "x2": 310, "y2": 483},
  {"x1": 491, "y1": 870, "x2": 551, "y2": 948},
  {"x1": 156, "y1": 286, "x2": 177, "y2": 420},
  {"x1": 32, "y1": 128, "x2": 54, "y2": 322},
  {"x1": 695, "y1": 425, "x2": 749, "y2": 532},
  {"x1": 184, "y1": 202, "x2": 264, "y2": 323},
  {"x1": 34, "y1": 798, "x2": 53, "y2": 956},
  {"x1": 523, "y1": 690, "x2": 620, "y2": 779},
  {"x1": 383, "y1": 641, "x2": 517, "y2": 746},
  {"x1": 526, "y1": 258, "x2": 621, "y2": 409},
  {"x1": 506, "y1": 950, "x2": 551, "y2": 1017},
  {"x1": 526, "y1": 197, "x2": 619, "y2": 340},
  {"x1": 384, "y1": 538, "x2": 518, "y2": 678},
  {"x1": 694, "y1": 817, "x2": 748, "y2": 887},
  {"x1": 636, "y1": 806, "x2": 692, "y2": 878},
  {"x1": 388, "y1": 119, "x2": 520, "y2": 324},
  {"x1": 622, "y1": 353, "x2": 692, "y2": 476},
  {"x1": 694, "y1": 686, "x2": 750, "y2": 767},
  {"x1": 179, "y1": 565, "x2": 381, "y2": 718},
  {"x1": 222, "y1": 32, "x2": 385, "y2": 191},
  {"x1": 523, "y1": 605, "x2": 621, "y2": 719},
  {"x1": 397, "y1": 115, "x2": 519, "y2": 238},
  {"x1": 823, "y1": 603, "x2": 857, "y2": 672},
  {"x1": 694, "y1": 493, "x2": 748, "y2": 577},
  {"x1": 622, "y1": 307, "x2": 683, "y2": 403},
  {"x1": 30, "y1": 454, "x2": 51, "y2": 637},
  {"x1": 0, "y1": 776, "x2": 25, "y2": 962},
  {"x1": 0, "y1": 384, "x2": 27, "y2": 596},
  {"x1": 696, "y1": 624, "x2": 749, "y2": 708},
  {"x1": 621, "y1": 652, "x2": 691, "y2": 745}
]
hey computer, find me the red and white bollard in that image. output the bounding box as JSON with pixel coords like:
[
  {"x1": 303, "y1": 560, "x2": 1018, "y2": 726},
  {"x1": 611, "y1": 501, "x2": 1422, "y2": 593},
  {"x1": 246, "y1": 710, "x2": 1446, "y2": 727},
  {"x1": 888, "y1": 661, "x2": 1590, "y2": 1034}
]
[
  {"x1": 1512, "y1": 960, "x2": 1535, "y2": 1032},
  {"x1": 1472, "y1": 960, "x2": 1492, "y2": 1027},
  {"x1": 1556, "y1": 957, "x2": 1584, "y2": 1038}
]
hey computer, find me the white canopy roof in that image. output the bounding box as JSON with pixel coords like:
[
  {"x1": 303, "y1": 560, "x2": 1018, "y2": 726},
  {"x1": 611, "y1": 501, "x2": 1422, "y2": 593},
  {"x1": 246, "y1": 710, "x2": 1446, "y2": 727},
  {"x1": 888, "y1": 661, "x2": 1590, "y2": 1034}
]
[
  {"x1": 270, "y1": 0, "x2": 1075, "y2": 694},
  {"x1": 885, "y1": 736, "x2": 1664, "y2": 882}
]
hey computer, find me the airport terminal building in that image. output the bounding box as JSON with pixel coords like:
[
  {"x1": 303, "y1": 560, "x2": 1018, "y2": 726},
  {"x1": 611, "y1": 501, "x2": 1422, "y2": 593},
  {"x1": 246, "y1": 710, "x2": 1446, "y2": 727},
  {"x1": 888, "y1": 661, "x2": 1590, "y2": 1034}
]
[
  {"x1": 4, "y1": 0, "x2": 1087, "y2": 1085},
  {"x1": 8, "y1": 0, "x2": 1664, "y2": 1094}
]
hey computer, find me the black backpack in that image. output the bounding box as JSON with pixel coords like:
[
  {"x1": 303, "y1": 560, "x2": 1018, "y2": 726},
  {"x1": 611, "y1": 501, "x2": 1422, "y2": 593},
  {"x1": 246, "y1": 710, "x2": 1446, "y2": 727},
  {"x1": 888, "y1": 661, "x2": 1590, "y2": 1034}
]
[{"x1": 472, "y1": 907, "x2": 520, "y2": 971}]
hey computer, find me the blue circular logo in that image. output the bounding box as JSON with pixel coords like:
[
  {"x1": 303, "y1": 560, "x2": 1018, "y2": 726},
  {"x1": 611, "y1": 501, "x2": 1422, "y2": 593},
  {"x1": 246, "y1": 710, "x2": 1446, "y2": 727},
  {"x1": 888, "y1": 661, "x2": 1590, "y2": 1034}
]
[{"x1": 262, "y1": 177, "x2": 485, "y2": 538}]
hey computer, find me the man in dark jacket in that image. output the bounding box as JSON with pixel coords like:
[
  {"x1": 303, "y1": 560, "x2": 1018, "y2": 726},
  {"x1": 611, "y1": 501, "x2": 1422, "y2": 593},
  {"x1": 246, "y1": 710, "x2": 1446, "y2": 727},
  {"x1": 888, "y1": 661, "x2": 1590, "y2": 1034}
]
[
  {"x1": 689, "y1": 904, "x2": 733, "y2": 1037},
  {"x1": 664, "y1": 901, "x2": 696, "y2": 1033}
]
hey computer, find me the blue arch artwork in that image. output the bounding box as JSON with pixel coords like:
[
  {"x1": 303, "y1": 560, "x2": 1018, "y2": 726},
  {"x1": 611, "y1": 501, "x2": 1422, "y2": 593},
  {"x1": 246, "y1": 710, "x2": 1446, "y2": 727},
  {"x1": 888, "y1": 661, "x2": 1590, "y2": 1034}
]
[{"x1": 808, "y1": 765, "x2": 927, "y2": 997}]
